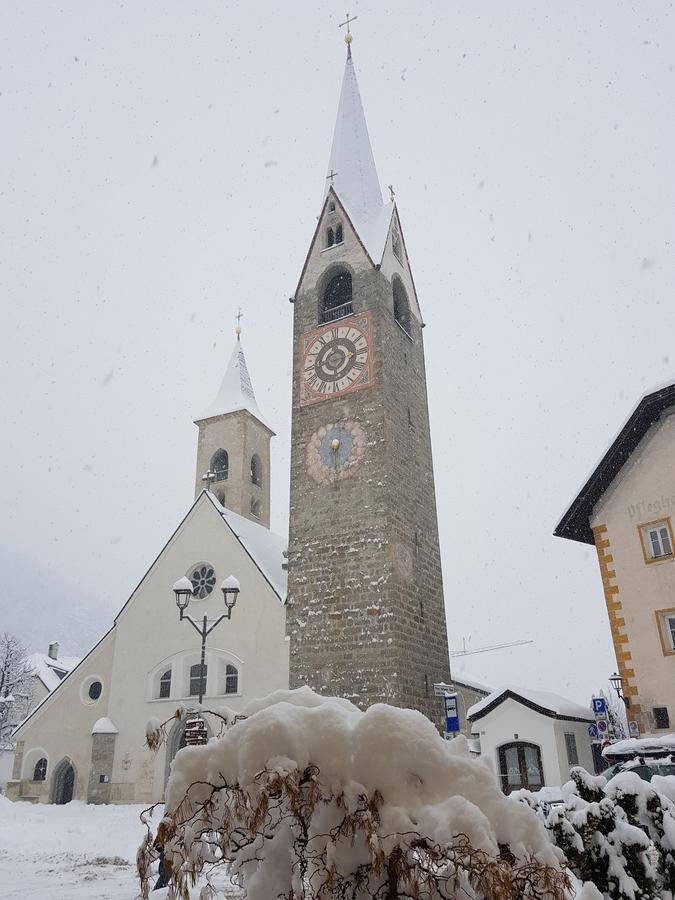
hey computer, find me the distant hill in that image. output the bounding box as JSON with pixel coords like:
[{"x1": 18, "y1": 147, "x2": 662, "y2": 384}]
[{"x1": 0, "y1": 544, "x2": 115, "y2": 658}]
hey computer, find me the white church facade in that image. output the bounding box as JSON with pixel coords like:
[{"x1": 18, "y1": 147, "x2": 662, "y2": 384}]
[{"x1": 7, "y1": 339, "x2": 289, "y2": 804}]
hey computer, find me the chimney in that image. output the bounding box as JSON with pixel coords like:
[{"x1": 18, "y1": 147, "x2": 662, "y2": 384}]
[{"x1": 48, "y1": 641, "x2": 59, "y2": 661}]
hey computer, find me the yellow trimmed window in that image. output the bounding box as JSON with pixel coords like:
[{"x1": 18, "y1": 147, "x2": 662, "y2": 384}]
[{"x1": 639, "y1": 518, "x2": 674, "y2": 563}]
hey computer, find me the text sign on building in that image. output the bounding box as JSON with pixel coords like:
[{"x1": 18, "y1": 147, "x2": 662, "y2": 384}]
[
  {"x1": 628, "y1": 720, "x2": 640, "y2": 737},
  {"x1": 444, "y1": 693, "x2": 460, "y2": 734},
  {"x1": 592, "y1": 697, "x2": 607, "y2": 718}
]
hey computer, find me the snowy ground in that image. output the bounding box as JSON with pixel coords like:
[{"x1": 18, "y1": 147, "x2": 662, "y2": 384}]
[{"x1": 0, "y1": 796, "x2": 240, "y2": 899}]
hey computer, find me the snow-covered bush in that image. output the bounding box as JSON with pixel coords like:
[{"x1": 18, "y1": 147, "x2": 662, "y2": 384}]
[
  {"x1": 516, "y1": 766, "x2": 675, "y2": 899},
  {"x1": 138, "y1": 687, "x2": 569, "y2": 900}
]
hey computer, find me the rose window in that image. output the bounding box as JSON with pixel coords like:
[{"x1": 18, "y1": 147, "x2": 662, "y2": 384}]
[{"x1": 189, "y1": 563, "x2": 216, "y2": 599}]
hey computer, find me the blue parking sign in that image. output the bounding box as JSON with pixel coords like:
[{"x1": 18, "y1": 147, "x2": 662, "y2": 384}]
[
  {"x1": 592, "y1": 697, "x2": 607, "y2": 716},
  {"x1": 444, "y1": 694, "x2": 460, "y2": 734}
]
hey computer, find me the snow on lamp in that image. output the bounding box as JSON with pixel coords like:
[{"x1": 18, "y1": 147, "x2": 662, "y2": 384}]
[
  {"x1": 221, "y1": 575, "x2": 240, "y2": 615},
  {"x1": 173, "y1": 576, "x2": 194, "y2": 611}
]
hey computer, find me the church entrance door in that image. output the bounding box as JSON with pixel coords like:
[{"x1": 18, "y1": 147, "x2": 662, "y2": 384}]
[{"x1": 51, "y1": 759, "x2": 76, "y2": 804}]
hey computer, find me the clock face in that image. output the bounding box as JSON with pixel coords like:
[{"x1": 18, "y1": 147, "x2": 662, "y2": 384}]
[
  {"x1": 306, "y1": 421, "x2": 367, "y2": 485},
  {"x1": 299, "y1": 314, "x2": 372, "y2": 406}
]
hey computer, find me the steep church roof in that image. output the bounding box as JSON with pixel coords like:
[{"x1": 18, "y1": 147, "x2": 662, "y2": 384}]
[
  {"x1": 324, "y1": 51, "x2": 394, "y2": 264},
  {"x1": 196, "y1": 336, "x2": 274, "y2": 434}
]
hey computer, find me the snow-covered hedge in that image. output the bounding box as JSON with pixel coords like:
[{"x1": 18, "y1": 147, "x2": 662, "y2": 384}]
[{"x1": 139, "y1": 687, "x2": 569, "y2": 899}]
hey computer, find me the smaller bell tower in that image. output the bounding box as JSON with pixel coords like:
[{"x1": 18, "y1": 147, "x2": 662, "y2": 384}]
[{"x1": 194, "y1": 327, "x2": 275, "y2": 528}]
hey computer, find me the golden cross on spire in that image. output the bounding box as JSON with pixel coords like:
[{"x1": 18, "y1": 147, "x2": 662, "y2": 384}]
[
  {"x1": 235, "y1": 307, "x2": 243, "y2": 339},
  {"x1": 339, "y1": 12, "x2": 357, "y2": 56}
]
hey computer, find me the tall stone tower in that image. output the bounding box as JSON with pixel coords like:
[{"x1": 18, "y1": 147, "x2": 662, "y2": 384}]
[
  {"x1": 286, "y1": 41, "x2": 451, "y2": 723},
  {"x1": 194, "y1": 332, "x2": 274, "y2": 528}
]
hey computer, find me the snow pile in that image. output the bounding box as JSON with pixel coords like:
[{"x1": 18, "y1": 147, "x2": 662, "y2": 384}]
[
  {"x1": 603, "y1": 733, "x2": 675, "y2": 759},
  {"x1": 146, "y1": 688, "x2": 568, "y2": 899}
]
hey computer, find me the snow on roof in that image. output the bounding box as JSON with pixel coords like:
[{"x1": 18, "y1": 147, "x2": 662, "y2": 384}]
[
  {"x1": 27, "y1": 652, "x2": 81, "y2": 694},
  {"x1": 603, "y1": 734, "x2": 675, "y2": 759},
  {"x1": 92, "y1": 717, "x2": 119, "y2": 735},
  {"x1": 468, "y1": 684, "x2": 594, "y2": 722},
  {"x1": 196, "y1": 337, "x2": 274, "y2": 433},
  {"x1": 208, "y1": 493, "x2": 287, "y2": 602},
  {"x1": 325, "y1": 54, "x2": 382, "y2": 232}
]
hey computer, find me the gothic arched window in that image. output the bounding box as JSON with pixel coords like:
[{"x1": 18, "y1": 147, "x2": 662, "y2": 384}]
[
  {"x1": 211, "y1": 449, "x2": 229, "y2": 482},
  {"x1": 33, "y1": 757, "x2": 47, "y2": 782},
  {"x1": 320, "y1": 270, "x2": 352, "y2": 324},
  {"x1": 225, "y1": 664, "x2": 239, "y2": 694},
  {"x1": 392, "y1": 229, "x2": 402, "y2": 261},
  {"x1": 159, "y1": 669, "x2": 171, "y2": 699},
  {"x1": 326, "y1": 227, "x2": 335, "y2": 248},
  {"x1": 335, "y1": 223, "x2": 343, "y2": 244},
  {"x1": 189, "y1": 663, "x2": 207, "y2": 697},
  {"x1": 393, "y1": 278, "x2": 411, "y2": 335},
  {"x1": 250, "y1": 453, "x2": 262, "y2": 486}
]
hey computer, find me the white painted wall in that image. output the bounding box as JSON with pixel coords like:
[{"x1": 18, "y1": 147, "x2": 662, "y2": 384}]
[{"x1": 471, "y1": 697, "x2": 594, "y2": 789}]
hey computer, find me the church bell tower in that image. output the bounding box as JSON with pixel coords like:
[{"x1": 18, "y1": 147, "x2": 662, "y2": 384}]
[
  {"x1": 194, "y1": 328, "x2": 274, "y2": 528},
  {"x1": 286, "y1": 36, "x2": 451, "y2": 723}
]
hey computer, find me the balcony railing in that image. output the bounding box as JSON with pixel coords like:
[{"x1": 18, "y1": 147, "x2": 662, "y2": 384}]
[{"x1": 320, "y1": 301, "x2": 353, "y2": 324}]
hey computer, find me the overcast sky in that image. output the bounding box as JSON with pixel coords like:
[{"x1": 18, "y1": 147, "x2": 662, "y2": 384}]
[{"x1": 2, "y1": 2, "x2": 674, "y2": 704}]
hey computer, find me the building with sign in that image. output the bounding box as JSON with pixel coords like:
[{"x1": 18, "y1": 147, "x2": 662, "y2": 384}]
[
  {"x1": 467, "y1": 686, "x2": 594, "y2": 793},
  {"x1": 556, "y1": 383, "x2": 675, "y2": 736}
]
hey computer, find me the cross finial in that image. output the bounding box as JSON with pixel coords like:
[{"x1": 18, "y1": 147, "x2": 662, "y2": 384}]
[
  {"x1": 339, "y1": 13, "x2": 357, "y2": 57},
  {"x1": 326, "y1": 169, "x2": 338, "y2": 185},
  {"x1": 235, "y1": 307, "x2": 243, "y2": 339},
  {"x1": 388, "y1": 184, "x2": 395, "y2": 202},
  {"x1": 202, "y1": 469, "x2": 216, "y2": 491}
]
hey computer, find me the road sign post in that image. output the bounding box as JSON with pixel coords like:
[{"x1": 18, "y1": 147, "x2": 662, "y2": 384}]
[{"x1": 444, "y1": 693, "x2": 460, "y2": 735}]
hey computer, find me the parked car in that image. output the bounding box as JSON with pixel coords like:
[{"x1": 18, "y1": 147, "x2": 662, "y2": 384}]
[{"x1": 602, "y1": 756, "x2": 675, "y2": 782}]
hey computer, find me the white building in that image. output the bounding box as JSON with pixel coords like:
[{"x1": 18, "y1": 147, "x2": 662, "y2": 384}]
[
  {"x1": 7, "y1": 337, "x2": 290, "y2": 804},
  {"x1": 467, "y1": 686, "x2": 595, "y2": 793}
]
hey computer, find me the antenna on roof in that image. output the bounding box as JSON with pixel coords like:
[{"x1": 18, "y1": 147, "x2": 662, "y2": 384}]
[{"x1": 449, "y1": 638, "x2": 534, "y2": 658}]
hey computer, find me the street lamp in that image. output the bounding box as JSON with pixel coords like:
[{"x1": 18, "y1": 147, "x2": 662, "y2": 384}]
[
  {"x1": 172, "y1": 574, "x2": 241, "y2": 705},
  {"x1": 609, "y1": 672, "x2": 629, "y2": 707}
]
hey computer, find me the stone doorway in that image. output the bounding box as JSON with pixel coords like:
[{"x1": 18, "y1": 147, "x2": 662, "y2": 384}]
[{"x1": 51, "y1": 758, "x2": 76, "y2": 804}]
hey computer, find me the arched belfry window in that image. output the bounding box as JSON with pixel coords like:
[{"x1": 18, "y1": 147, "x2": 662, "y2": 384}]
[
  {"x1": 326, "y1": 227, "x2": 335, "y2": 248},
  {"x1": 250, "y1": 453, "x2": 262, "y2": 486},
  {"x1": 320, "y1": 270, "x2": 352, "y2": 324},
  {"x1": 392, "y1": 279, "x2": 411, "y2": 336},
  {"x1": 392, "y1": 229, "x2": 402, "y2": 261},
  {"x1": 335, "y1": 223, "x2": 343, "y2": 244},
  {"x1": 211, "y1": 449, "x2": 228, "y2": 482}
]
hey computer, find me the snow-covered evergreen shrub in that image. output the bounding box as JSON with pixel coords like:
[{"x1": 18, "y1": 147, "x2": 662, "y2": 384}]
[
  {"x1": 139, "y1": 688, "x2": 569, "y2": 900},
  {"x1": 517, "y1": 766, "x2": 675, "y2": 900}
]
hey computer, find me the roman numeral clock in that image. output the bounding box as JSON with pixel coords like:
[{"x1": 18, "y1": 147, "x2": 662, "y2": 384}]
[
  {"x1": 299, "y1": 314, "x2": 372, "y2": 404},
  {"x1": 299, "y1": 314, "x2": 372, "y2": 485}
]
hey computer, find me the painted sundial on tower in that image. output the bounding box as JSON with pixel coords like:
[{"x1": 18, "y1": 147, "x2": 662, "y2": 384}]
[
  {"x1": 306, "y1": 421, "x2": 367, "y2": 485},
  {"x1": 299, "y1": 314, "x2": 373, "y2": 406}
]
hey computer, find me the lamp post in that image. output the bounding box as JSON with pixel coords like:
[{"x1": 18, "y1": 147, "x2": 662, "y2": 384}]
[
  {"x1": 172, "y1": 574, "x2": 241, "y2": 705},
  {"x1": 609, "y1": 672, "x2": 629, "y2": 707}
]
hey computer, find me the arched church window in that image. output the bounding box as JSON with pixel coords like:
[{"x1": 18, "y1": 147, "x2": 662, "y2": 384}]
[
  {"x1": 320, "y1": 270, "x2": 352, "y2": 324},
  {"x1": 250, "y1": 453, "x2": 262, "y2": 486},
  {"x1": 189, "y1": 563, "x2": 216, "y2": 599},
  {"x1": 189, "y1": 663, "x2": 207, "y2": 697},
  {"x1": 393, "y1": 278, "x2": 411, "y2": 335},
  {"x1": 326, "y1": 227, "x2": 335, "y2": 248},
  {"x1": 211, "y1": 449, "x2": 229, "y2": 482},
  {"x1": 250, "y1": 497, "x2": 261, "y2": 519},
  {"x1": 33, "y1": 757, "x2": 47, "y2": 782},
  {"x1": 329, "y1": 201, "x2": 336, "y2": 212},
  {"x1": 225, "y1": 664, "x2": 239, "y2": 694},
  {"x1": 159, "y1": 669, "x2": 171, "y2": 699},
  {"x1": 335, "y1": 223, "x2": 343, "y2": 244}
]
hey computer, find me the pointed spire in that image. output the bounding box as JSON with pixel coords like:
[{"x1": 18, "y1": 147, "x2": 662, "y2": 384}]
[
  {"x1": 324, "y1": 49, "x2": 383, "y2": 228},
  {"x1": 196, "y1": 336, "x2": 274, "y2": 433}
]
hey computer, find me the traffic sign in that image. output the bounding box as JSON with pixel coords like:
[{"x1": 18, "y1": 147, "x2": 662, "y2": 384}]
[
  {"x1": 444, "y1": 693, "x2": 460, "y2": 734},
  {"x1": 597, "y1": 719, "x2": 608, "y2": 734},
  {"x1": 588, "y1": 723, "x2": 599, "y2": 741},
  {"x1": 592, "y1": 697, "x2": 607, "y2": 717}
]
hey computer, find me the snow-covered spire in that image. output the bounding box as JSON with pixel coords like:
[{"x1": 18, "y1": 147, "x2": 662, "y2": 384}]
[
  {"x1": 324, "y1": 49, "x2": 383, "y2": 228},
  {"x1": 196, "y1": 335, "x2": 273, "y2": 433}
]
